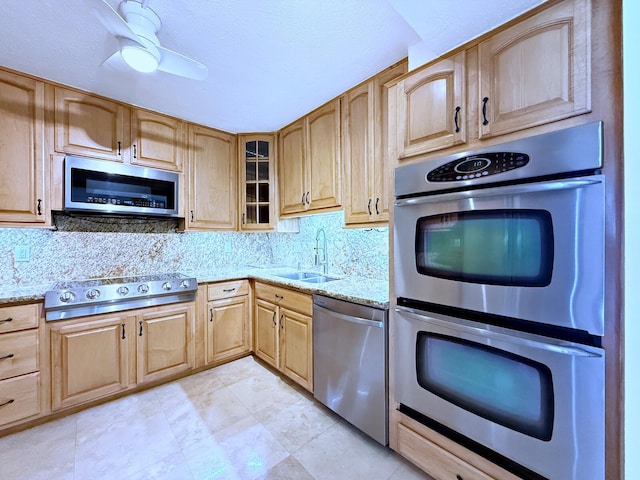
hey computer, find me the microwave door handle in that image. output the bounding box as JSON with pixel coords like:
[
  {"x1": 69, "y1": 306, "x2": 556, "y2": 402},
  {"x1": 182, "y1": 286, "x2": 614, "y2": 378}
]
[
  {"x1": 394, "y1": 178, "x2": 602, "y2": 206},
  {"x1": 395, "y1": 306, "x2": 602, "y2": 358}
]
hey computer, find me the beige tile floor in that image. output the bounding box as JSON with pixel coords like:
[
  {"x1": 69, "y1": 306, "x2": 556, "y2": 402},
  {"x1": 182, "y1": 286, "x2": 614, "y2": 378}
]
[{"x1": 0, "y1": 356, "x2": 432, "y2": 480}]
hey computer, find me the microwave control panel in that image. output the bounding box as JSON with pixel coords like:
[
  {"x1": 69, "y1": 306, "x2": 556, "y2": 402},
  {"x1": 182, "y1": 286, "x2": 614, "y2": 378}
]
[{"x1": 426, "y1": 152, "x2": 530, "y2": 182}]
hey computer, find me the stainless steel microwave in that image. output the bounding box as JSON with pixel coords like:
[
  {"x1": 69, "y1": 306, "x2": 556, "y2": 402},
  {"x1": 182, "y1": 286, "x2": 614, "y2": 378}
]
[{"x1": 64, "y1": 156, "x2": 180, "y2": 218}]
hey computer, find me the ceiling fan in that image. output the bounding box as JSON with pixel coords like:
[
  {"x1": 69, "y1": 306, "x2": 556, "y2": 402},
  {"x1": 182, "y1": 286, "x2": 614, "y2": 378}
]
[{"x1": 94, "y1": 0, "x2": 208, "y2": 80}]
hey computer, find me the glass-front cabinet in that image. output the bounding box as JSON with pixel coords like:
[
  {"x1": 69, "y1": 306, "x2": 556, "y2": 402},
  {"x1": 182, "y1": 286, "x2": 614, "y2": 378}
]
[{"x1": 238, "y1": 134, "x2": 276, "y2": 230}]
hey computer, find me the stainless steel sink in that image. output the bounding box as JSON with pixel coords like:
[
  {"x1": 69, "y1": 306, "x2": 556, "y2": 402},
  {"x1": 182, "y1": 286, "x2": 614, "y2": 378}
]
[{"x1": 273, "y1": 272, "x2": 339, "y2": 283}]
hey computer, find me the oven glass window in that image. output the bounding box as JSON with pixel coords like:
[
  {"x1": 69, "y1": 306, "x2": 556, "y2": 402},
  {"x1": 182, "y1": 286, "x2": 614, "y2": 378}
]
[
  {"x1": 415, "y1": 209, "x2": 553, "y2": 286},
  {"x1": 416, "y1": 332, "x2": 554, "y2": 440}
]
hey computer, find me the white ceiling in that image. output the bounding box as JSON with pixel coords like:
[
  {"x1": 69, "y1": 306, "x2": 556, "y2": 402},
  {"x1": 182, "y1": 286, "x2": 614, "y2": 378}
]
[{"x1": 0, "y1": 0, "x2": 544, "y2": 133}]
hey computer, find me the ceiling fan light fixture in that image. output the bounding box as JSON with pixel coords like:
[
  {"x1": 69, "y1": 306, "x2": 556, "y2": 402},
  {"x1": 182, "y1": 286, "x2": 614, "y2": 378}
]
[{"x1": 121, "y1": 43, "x2": 158, "y2": 73}]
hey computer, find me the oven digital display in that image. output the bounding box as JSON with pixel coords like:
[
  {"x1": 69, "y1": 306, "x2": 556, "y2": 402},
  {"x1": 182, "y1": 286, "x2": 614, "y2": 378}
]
[{"x1": 415, "y1": 209, "x2": 554, "y2": 286}]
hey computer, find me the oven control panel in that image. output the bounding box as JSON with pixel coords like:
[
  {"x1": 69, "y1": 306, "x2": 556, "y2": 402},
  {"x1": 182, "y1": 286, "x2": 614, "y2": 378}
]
[{"x1": 427, "y1": 152, "x2": 529, "y2": 182}]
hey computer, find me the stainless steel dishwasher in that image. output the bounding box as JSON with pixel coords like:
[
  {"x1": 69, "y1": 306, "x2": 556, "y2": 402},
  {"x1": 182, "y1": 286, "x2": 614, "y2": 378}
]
[{"x1": 313, "y1": 294, "x2": 388, "y2": 445}]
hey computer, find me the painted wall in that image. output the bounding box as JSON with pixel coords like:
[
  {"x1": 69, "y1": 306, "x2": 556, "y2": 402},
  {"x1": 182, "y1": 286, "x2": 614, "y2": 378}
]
[
  {"x1": 0, "y1": 211, "x2": 388, "y2": 286},
  {"x1": 623, "y1": 0, "x2": 638, "y2": 477}
]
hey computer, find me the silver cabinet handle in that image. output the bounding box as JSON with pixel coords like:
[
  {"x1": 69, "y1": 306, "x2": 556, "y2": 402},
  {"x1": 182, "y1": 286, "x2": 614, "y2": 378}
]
[{"x1": 314, "y1": 304, "x2": 383, "y2": 328}]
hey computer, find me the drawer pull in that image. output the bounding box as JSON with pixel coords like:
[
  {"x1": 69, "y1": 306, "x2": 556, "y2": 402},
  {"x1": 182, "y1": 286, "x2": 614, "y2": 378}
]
[
  {"x1": 0, "y1": 353, "x2": 15, "y2": 361},
  {"x1": 0, "y1": 317, "x2": 12, "y2": 324},
  {"x1": 275, "y1": 294, "x2": 284, "y2": 300},
  {"x1": 222, "y1": 288, "x2": 236, "y2": 292},
  {"x1": 0, "y1": 398, "x2": 15, "y2": 408}
]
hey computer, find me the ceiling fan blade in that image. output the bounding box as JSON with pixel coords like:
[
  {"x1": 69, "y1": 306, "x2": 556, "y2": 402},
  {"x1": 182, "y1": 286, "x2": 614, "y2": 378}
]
[
  {"x1": 100, "y1": 49, "x2": 132, "y2": 73},
  {"x1": 94, "y1": 0, "x2": 144, "y2": 46},
  {"x1": 157, "y1": 45, "x2": 208, "y2": 80}
]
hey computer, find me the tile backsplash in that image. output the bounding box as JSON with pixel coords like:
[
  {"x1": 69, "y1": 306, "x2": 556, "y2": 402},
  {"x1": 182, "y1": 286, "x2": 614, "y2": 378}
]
[{"x1": 0, "y1": 212, "x2": 388, "y2": 286}]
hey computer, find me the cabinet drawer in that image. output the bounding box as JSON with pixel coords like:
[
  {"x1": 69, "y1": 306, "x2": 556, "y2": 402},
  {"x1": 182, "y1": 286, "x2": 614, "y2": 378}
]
[
  {"x1": 0, "y1": 372, "x2": 41, "y2": 427},
  {"x1": 0, "y1": 330, "x2": 38, "y2": 381},
  {"x1": 397, "y1": 422, "x2": 494, "y2": 480},
  {"x1": 207, "y1": 280, "x2": 249, "y2": 300},
  {"x1": 0, "y1": 304, "x2": 39, "y2": 333},
  {"x1": 254, "y1": 283, "x2": 312, "y2": 316}
]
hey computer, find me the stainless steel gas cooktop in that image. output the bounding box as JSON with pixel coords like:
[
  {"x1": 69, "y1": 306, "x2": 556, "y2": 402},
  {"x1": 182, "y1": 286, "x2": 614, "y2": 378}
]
[{"x1": 44, "y1": 273, "x2": 197, "y2": 321}]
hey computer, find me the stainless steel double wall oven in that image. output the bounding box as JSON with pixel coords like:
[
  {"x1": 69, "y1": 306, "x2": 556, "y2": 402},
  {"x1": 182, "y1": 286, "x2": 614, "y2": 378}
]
[{"x1": 393, "y1": 122, "x2": 605, "y2": 480}]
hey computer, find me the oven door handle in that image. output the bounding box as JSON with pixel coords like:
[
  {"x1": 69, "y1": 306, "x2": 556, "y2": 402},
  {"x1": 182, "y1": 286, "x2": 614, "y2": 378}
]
[
  {"x1": 394, "y1": 178, "x2": 602, "y2": 206},
  {"x1": 395, "y1": 306, "x2": 602, "y2": 358}
]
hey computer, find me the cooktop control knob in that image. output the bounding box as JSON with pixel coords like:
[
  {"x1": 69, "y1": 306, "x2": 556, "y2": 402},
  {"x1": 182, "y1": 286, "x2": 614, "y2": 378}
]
[
  {"x1": 86, "y1": 289, "x2": 101, "y2": 300},
  {"x1": 138, "y1": 284, "x2": 149, "y2": 294},
  {"x1": 59, "y1": 291, "x2": 75, "y2": 303},
  {"x1": 162, "y1": 282, "x2": 172, "y2": 291},
  {"x1": 117, "y1": 286, "x2": 129, "y2": 296},
  {"x1": 180, "y1": 279, "x2": 190, "y2": 288}
]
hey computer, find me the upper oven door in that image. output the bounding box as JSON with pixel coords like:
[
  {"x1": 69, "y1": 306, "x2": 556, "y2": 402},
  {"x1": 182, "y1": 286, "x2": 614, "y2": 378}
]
[{"x1": 394, "y1": 175, "x2": 604, "y2": 335}]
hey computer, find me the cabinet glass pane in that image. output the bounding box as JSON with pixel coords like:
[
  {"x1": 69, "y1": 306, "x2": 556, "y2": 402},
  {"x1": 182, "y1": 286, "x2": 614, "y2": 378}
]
[
  {"x1": 246, "y1": 184, "x2": 257, "y2": 202},
  {"x1": 246, "y1": 161, "x2": 256, "y2": 181},
  {"x1": 246, "y1": 205, "x2": 257, "y2": 223},
  {"x1": 245, "y1": 141, "x2": 257, "y2": 158},
  {"x1": 258, "y1": 183, "x2": 269, "y2": 202},
  {"x1": 258, "y1": 161, "x2": 269, "y2": 181},
  {"x1": 257, "y1": 141, "x2": 269, "y2": 158},
  {"x1": 259, "y1": 205, "x2": 270, "y2": 224}
]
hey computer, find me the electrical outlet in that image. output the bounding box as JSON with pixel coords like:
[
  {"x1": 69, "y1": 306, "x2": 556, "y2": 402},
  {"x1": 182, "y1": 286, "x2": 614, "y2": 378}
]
[
  {"x1": 14, "y1": 245, "x2": 30, "y2": 262},
  {"x1": 223, "y1": 241, "x2": 232, "y2": 253}
]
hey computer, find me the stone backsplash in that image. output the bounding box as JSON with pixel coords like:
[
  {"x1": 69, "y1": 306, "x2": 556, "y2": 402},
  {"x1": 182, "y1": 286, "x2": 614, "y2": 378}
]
[{"x1": 0, "y1": 211, "x2": 388, "y2": 286}]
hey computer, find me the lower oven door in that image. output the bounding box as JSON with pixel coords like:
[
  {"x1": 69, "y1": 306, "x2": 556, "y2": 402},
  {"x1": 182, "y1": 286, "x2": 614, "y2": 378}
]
[{"x1": 394, "y1": 306, "x2": 604, "y2": 480}]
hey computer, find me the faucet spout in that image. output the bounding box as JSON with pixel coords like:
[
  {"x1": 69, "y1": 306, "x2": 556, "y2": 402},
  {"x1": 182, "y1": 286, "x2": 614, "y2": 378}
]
[{"x1": 315, "y1": 228, "x2": 328, "y2": 274}]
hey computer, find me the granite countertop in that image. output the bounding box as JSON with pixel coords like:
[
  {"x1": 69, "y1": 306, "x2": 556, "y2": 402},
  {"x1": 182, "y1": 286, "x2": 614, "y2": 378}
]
[{"x1": 0, "y1": 268, "x2": 389, "y2": 310}]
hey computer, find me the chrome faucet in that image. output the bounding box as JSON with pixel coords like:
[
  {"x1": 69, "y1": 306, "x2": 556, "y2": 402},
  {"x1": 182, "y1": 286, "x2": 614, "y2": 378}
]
[{"x1": 315, "y1": 228, "x2": 328, "y2": 274}]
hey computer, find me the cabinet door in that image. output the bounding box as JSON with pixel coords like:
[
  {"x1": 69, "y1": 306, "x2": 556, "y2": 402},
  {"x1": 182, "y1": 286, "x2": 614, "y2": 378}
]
[
  {"x1": 239, "y1": 135, "x2": 276, "y2": 230},
  {"x1": 397, "y1": 52, "x2": 466, "y2": 159},
  {"x1": 306, "y1": 99, "x2": 341, "y2": 210},
  {"x1": 478, "y1": 0, "x2": 590, "y2": 138},
  {"x1": 278, "y1": 120, "x2": 307, "y2": 215},
  {"x1": 137, "y1": 304, "x2": 194, "y2": 384},
  {"x1": 187, "y1": 125, "x2": 237, "y2": 230},
  {"x1": 54, "y1": 86, "x2": 127, "y2": 161},
  {"x1": 0, "y1": 70, "x2": 47, "y2": 224},
  {"x1": 279, "y1": 308, "x2": 312, "y2": 391},
  {"x1": 130, "y1": 109, "x2": 185, "y2": 172},
  {"x1": 342, "y1": 83, "x2": 375, "y2": 225},
  {"x1": 206, "y1": 296, "x2": 250, "y2": 364},
  {"x1": 373, "y1": 61, "x2": 407, "y2": 222},
  {"x1": 254, "y1": 299, "x2": 278, "y2": 368},
  {"x1": 50, "y1": 315, "x2": 131, "y2": 410}
]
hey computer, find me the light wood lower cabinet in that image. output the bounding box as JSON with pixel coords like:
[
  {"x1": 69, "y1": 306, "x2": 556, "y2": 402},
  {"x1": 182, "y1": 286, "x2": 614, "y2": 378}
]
[
  {"x1": 49, "y1": 302, "x2": 195, "y2": 411},
  {"x1": 254, "y1": 282, "x2": 313, "y2": 391},
  {"x1": 137, "y1": 304, "x2": 195, "y2": 384},
  {"x1": 0, "y1": 303, "x2": 42, "y2": 428},
  {"x1": 49, "y1": 314, "x2": 132, "y2": 411},
  {"x1": 205, "y1": 280, "x2": 251, "y2": 365}
]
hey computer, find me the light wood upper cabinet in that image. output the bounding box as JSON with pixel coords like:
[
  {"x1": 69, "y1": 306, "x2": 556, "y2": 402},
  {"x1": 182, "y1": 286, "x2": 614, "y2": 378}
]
[
  {"x1": 396, "y1": 52, "x2": 466, "y2": 160},
  {"x1": 306, "y1": 99, "x2": 341, "y2": 210},
  {"x1": 50, "y1": 314, "x2": 132, "y2": 411},
  {"x1": 54, "y1": 86, "x2": 127, "y2": 162},
  {"x1": 278, "y1": 120, "x2": 307, "y2": 215},
  {"x1": 130, "y1": 109, "x2": 185, "y2": 172},
  {"x1": 278, "y1": 98, "x2": 341, "y2": 216},
  {"x1": 238, "y1": 134, "x2": 277, "y2": 230},
  {"x1": 187, "y1": 124, "x2": 237, "y2": 230},
  {"x1": 137, "y1": 303, "x2": 194, "y2": 384},
  {"x1": 343, "y1": 61, "x2": 407, "y2": 225},
  {"x1": 478, "y1": 0, "x2": 590, "y2": 138},
  {"x1": 0, "y1": 70, "x2": 48, "y2": 225}
]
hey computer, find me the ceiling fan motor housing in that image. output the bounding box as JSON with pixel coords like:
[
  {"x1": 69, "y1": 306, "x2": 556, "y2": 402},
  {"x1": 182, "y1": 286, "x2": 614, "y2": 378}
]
[{"x1": 119, "y1": 0, "x2": 162, "y2": 47}]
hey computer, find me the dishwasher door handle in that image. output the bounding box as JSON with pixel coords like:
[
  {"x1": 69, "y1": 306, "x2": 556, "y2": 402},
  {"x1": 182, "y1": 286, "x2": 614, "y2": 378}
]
[{"x1": 314, "y1": 304, "x2": 383, "y2": 328}]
